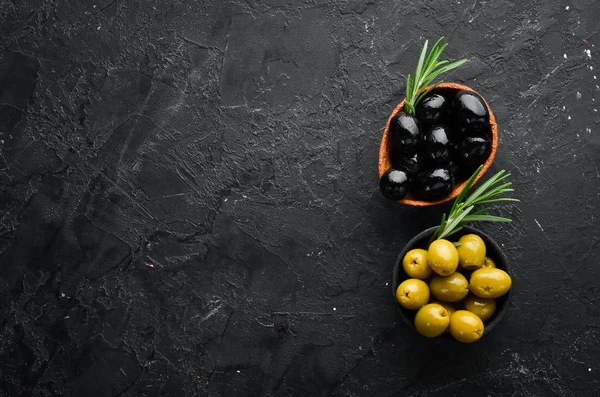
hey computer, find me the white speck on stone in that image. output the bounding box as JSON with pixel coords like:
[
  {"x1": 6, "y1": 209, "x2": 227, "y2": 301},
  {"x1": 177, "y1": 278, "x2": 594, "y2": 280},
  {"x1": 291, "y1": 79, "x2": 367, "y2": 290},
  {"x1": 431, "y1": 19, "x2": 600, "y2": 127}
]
[
  {"x1": 563, "y1": 105, "x2": 566, "y2": 111},
  {"x1": 589, "y1": 368, "x2": 592, "y2": 371},
  {"x1": 577, "y1": 91, "x2": 582, "y2": 100},
  {"x1": 333, "y1": 307, "x2": 337, "y2": 311},
  {"x1": 385, "y1": 282, "x2": 389, "y2": 286},
  {"x1": 93, "y1": 4, "x2": 97, "y2": 8},
  {"x1": 587, "y1": 127, "x2": 592, "y2": 133},
  {"x1": 585, "y1": 49, "x2": 592, "y2": 58},
  {"x1": 568, "y1": 116, "x2": 572, "y2": 120},
  {"x1": 564, "y1": 54, "x2": 568, "y2": 59},
  {"x1": 590, "y1": 66, "x2": 594, "y2": 71},
  {"x1": 97, "y1": 26, "x2": 101, "y2": 30},
  {"x1": 577, "y1": 133, "x2": 580, "y2": 137},
  {"x1": 64, "y1": 316, "x2": 70, "y2": 319},
  {"x1": 536, "y1": 165, "x2": 540, "y2": 173},
  {"x1": 236, "y1": 370, "x2": 241, "y2": 374},
  {"x1": 534, "y1": 219, "x2": 544, "y2": 232},
  {"x1": 60, "y1": 292, "x2": 66, "y2": 298},
  {"x1": 565, "y1": 5, "x2": 570, "y2": 10},
  {"x1": 595, "y1": 109, "x2": 598, "y2": 112}
]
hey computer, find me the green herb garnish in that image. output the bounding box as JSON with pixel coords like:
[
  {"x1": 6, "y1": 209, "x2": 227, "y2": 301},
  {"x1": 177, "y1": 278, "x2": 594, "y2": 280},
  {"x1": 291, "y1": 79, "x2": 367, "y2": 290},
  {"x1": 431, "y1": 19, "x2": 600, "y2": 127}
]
[
  {"x1": 404, "y1": 37, "x2": 468, "y2": 115},
  {"x1": 429, "y1": 165, "x2": 519, "y2": 244}
]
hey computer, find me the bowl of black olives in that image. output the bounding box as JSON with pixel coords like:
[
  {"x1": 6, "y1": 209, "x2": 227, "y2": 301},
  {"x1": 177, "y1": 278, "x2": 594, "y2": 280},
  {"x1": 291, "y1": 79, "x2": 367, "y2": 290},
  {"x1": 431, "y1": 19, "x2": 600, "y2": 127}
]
[
  {"x1": 392, "y1": 226, "x2": 512, "y2": 342},
  {"x1": 378, "y1": 82, "x2": 498, "y2": 206}
]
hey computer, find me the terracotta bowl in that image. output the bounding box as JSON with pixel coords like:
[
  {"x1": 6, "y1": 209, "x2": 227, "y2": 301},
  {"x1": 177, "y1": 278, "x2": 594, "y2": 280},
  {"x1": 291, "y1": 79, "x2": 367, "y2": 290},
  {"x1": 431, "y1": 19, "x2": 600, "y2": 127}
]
[
  {"x1": 378, "y1": 82, "x2": 498, "y2": 206},
  {"x1": 392, "y1": 226, "x2": 511, "y2": 340}
]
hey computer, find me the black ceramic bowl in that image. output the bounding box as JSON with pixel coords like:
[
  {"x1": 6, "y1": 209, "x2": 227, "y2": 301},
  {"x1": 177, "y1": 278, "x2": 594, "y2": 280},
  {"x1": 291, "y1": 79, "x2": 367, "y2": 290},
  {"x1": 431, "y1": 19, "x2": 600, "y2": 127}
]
[{"x1": 392, "y1": 225, "x2": 511, "y2": 339}]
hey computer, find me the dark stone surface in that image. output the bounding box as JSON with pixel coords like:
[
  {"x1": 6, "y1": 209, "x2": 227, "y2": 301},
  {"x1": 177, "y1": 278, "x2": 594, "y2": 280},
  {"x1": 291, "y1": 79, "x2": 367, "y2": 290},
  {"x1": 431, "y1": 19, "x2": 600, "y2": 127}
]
[{"x1": 1, "y1": 0, "x2": 600, "y2": 396}]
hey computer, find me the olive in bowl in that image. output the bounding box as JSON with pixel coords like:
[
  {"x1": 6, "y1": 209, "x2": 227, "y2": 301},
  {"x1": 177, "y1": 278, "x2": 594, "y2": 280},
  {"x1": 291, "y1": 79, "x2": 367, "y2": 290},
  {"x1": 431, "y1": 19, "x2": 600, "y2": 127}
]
[
  {"x1": 378, "y1": 83, "x2": 498, "y2": 206},
  {"x1": 392, "y1": 226, "x2": 511, "y2": 340}
]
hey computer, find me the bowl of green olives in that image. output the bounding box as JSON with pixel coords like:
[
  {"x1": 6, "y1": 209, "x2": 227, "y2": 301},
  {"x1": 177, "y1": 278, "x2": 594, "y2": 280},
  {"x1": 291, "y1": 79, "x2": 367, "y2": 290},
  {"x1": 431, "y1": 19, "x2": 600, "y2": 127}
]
[{"x1": 392, "y1": 225, "x2": 511, "y2": 342}]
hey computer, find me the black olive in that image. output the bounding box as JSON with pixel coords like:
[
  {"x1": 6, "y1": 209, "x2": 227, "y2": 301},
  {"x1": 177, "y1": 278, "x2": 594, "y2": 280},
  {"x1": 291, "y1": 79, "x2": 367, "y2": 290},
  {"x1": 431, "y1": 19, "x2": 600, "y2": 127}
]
[
  {"x1": 454, "y1": 164, "x2": 478, "y2": 182},
  {"x1": 416, "y1": 92, "x2": 450, "y2": 127},
  {"x1": 389, "y1": 112, "x2": 421, "y2": 154},
  {"x1": 454, "y1": 91, "x2": 490, "y2": 135},
  {"x1": 380, "y1": 169, "x2": 410, "y2": 200},
  {"x1": 446, "y1": 160, "x2": 459, "y2": 175},
  {"x1": 455, "y1": 123, "x2": 492, "y2": 141},
  {"x1": 422, "y1": 125, "x2": 454, "y2": 165},
  {"x1": 455, "y1": 136, "x2": 491, "y2": 166},
  {"x1": 391, "y1": 151, "x2": 421, "y2": 176},
  {"x1": 417, "y1": 168, "x2": 454, "y2": 200}
]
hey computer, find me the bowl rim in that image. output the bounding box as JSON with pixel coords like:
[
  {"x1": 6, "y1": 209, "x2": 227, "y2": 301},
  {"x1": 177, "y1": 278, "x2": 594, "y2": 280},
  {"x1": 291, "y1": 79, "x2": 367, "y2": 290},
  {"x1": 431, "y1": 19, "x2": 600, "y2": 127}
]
[
  {"x1": 391, "y1": 225, "x2": 512, "y2": 340},
  {"x1": 378, "y1": 82, "x2": 498, "y2": 207}
]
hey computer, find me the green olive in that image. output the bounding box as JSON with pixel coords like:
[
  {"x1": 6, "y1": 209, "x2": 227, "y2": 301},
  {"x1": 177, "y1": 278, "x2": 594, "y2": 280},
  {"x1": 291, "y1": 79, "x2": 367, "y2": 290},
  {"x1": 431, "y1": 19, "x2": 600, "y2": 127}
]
[
  {"x1": 469, "y1": 268, "x2": 512, "y2": 298},
  {"x1": 463, "y1": 295, "x2": 496, "y2": 322},
  {"x1": 482, "y1": 257, "x2": 496, "y2": 268},
  {"x1": 396, "y1": 279, "x2": 430, "y2": 310},
  {"x1": 449, "y1": 310, "x2": 484, "y2": 343},
  {"x1": 429, "y1": 273, "x2": 469, "y2": 302},
  {"x1": 427, "y1": 239, "x2": 459, "y2": 276},
  {"x1": 402, "y1": 249, "x2": 432, "y2": 280},
  {"x1": 414, "y1": 303, "x2": 450, "y2": 338},
  {"x1": 433, "y1": 301, "x2": 457, "y2": 317},
  {"x1": 457, "y1": 234, "x2": 486, "y2": 270},
  {"x1": 432, "y1": 301, "x2": 456, "y2": 332}
]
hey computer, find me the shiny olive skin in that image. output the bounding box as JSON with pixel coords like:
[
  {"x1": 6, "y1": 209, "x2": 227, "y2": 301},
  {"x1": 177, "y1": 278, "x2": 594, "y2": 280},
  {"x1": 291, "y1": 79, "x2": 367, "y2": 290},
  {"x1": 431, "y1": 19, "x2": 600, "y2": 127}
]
[
  {"x1": 454, "y1": 91, "x2": 489, "y2": 134},
  {"x1": 390, "y1": 112, "x2": 421, "y2": 154},
  {"x1": 391, "y1": 151, "x2": 421, "y2": 177},
  {"x1": 449, "y1": 310, "x2": 484, "y2": 343},
  {"x1": 456, "y1": 136, "x2": 491, "y2": 167},
  {"x1": 433, "y1": 301, "x2": 457, "y2": 317},
  {"x1": 416, "y1": 93, "x2": 450, "y2": 127},
  {"x1": 457, "y1": 234, "x2": 486, "y2": 270},
  {"x1": 469, "y1": 268, "x2": 512, "y2": 298},
  {"x1": 464, "y1": 295, "x2": 496, "y2": 322},
  {"x1": 422, "y1": 125, "x2": 454, "y2": 165},
  {"x1": 380, "y1": 169, "x2": 409, "y2": 200},
  {"x1": 402, "y1": 249, "x2": 432, "y2": 280},
  {"x1": 396, "y1": 278, "x2": 430, "y2": 310},
  {"x1": 482, "y1": 257, "x2": 496, "y2": 268},
  {"x1": 428, "y1": 239, "x2": 459, "y2": 276},
  {"x1": 414, "y1": 303, "x2": 450, "y2": 338},
  {"x1": 417, "y1": 168, "x2": 455, "y2": 200},
  {"x1": 430, "y1": 272, "x2": 469, "y2": 302},
  {"x1": 433, "y1": 301, "x2": 457, "y2": 332}
]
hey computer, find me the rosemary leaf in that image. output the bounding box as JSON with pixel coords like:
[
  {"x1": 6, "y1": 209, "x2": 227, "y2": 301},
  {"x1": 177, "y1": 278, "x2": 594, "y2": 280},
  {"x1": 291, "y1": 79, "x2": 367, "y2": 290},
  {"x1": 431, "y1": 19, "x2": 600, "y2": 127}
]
[
  {"x1": 403, "y1": 38, "x2": 467, "y2": 113},
  {"x1": 430, "y1": 167, "x2": 518, "y2": 244}
]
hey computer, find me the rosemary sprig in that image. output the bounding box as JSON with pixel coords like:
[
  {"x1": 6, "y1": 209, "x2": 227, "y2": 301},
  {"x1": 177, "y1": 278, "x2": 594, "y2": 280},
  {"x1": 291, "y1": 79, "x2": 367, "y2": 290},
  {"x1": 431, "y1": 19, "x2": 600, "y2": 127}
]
[
  {"x1": 429, "y1": 165, "x2": 519, "y2": 244},
  {"x1": 403, "y1": 37, "x2": 468, "y2": 115}
]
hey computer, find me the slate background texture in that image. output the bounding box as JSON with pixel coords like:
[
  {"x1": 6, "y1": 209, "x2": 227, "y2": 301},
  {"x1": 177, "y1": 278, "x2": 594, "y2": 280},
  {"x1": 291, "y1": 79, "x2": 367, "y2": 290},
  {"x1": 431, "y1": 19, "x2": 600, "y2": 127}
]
[{"x1": 1, "y1": 0, "x2": 600, "y2": 396}]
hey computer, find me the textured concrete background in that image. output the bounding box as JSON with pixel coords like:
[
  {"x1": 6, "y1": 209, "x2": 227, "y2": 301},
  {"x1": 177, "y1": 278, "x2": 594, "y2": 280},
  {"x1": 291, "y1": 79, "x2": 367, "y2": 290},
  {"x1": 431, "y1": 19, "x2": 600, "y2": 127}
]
[{"x1": 1, "y1": 0, "x2": 600, "y2": 396}]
